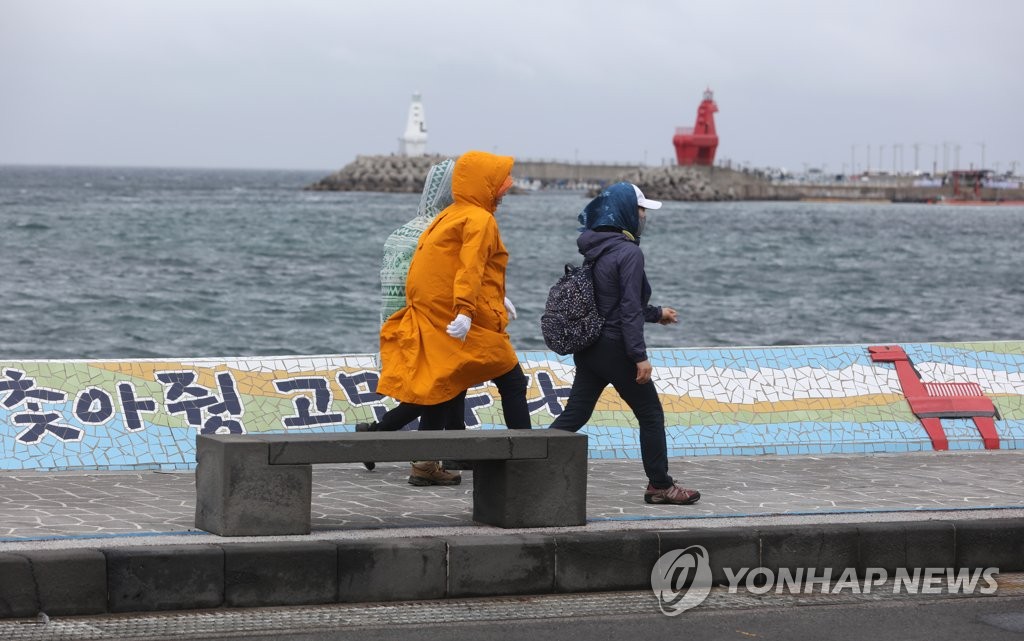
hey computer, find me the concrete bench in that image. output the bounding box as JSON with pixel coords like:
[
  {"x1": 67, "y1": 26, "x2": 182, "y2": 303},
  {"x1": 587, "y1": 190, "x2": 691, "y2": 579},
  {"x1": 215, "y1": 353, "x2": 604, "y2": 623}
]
[{"x1": 194, "y1": 430, "x2": 588, "y2": 536}]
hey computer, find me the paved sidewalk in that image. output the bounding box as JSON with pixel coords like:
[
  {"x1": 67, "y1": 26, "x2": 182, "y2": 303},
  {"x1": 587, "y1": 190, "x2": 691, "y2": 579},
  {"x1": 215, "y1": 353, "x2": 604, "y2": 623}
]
[{"x1": 2, "y1": 450, "x2": 1024, "y2": 549}]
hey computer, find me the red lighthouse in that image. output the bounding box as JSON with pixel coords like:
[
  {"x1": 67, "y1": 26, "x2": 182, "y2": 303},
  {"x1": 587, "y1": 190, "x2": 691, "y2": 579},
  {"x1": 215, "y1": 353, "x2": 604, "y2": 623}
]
[{"x1": 672, "y1": 89, "x2": 719, "y2": 166}]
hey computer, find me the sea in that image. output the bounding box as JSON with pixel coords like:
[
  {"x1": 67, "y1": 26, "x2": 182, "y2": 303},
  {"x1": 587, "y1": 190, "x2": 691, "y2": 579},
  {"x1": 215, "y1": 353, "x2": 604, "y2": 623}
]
[{"x1": 1, "y1": 165, "x2": 1022, "y2": 361}]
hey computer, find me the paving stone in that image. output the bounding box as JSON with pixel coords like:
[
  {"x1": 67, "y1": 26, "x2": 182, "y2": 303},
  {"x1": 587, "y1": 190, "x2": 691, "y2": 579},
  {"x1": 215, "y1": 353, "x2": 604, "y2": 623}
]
[{"x1": 0, "y1": 452, "x2": 1021, "y2": 540}]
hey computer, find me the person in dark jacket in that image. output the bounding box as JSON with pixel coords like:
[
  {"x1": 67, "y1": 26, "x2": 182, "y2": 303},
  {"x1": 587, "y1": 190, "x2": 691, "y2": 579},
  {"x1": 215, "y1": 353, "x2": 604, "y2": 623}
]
[{"x1": 548, "y1": 181, "x2": 700, "y2": 505}]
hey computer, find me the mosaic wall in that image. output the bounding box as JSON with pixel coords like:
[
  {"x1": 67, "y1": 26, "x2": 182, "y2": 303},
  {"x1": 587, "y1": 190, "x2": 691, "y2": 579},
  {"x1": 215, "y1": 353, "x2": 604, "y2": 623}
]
[{"x1": 2, "y1": 341, "x2": 1023, "y2": 471}]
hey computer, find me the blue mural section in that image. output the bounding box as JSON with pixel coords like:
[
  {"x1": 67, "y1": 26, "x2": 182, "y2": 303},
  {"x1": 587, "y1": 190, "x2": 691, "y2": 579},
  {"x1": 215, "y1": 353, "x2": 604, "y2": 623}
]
[{"x1": 1, "y1": 341, "x2": 1023, "y2": 471}]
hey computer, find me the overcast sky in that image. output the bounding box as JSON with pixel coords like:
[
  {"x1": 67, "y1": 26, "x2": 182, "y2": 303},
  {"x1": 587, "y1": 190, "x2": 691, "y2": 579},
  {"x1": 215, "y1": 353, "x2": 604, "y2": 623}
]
[{"x1": 2, "y1": 0, "x2": 1022, "y2": 174}]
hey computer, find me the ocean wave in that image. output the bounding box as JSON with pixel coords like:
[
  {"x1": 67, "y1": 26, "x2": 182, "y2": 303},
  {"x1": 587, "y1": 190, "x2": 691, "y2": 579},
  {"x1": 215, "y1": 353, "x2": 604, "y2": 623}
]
[{"x1": 1, "y1": 167, "x2": 1022, "y2": 359}]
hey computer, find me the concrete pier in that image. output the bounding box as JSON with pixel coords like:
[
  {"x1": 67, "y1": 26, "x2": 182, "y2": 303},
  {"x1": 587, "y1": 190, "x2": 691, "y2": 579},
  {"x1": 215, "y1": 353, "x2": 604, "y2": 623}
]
[
  {"x1": 1, "y1": 451, "x2": 1023, "y2": 618},
  {"x1": 2, "y1": 340, "x2": 1023, "y2": 618}
]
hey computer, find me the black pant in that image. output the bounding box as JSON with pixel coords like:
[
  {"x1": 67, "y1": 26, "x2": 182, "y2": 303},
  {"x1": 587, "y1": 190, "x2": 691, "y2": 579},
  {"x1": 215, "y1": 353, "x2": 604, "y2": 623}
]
[
  {"x1": 491, "y1": 363, "x2": 531, "y2": 429},
  {"x1": 549, "y1": 336, "x2": 672, "y2": 488},
  {"x1": 421, "y1": 363, "x2": 532, "y2": 430},
  {"x1": 374, "y1": 399, "x2": 464, "y2": 431}
]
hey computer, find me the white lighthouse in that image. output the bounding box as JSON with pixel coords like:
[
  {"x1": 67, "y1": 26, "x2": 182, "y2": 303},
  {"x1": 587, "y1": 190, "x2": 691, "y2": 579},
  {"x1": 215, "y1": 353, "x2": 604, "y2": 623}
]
[{"x1": 398, "y1": 92, "x2": 428, "y2": 157}]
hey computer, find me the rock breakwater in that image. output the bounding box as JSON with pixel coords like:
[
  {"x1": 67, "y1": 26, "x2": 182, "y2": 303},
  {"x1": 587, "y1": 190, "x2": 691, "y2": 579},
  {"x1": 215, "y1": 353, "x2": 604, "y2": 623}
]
[
  {"x1": 306, "y1": 154, "x2": 449, "y2": 193},
  {"x1": 306, "y1": 155, "x2": 751, "y2": 201},
  {"x1": 597, "y1": 165, "x2": 749, "y2": 201},
  {"x1": 305, "y1": 155, "x2": 1024, "y2": 204}
]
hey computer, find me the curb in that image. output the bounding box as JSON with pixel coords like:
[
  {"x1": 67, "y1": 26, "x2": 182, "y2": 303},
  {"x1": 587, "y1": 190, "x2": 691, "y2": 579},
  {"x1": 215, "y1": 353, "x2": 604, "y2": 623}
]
[{"x1": 2, "y1": 517, "x2": 1022, "y2": 618}]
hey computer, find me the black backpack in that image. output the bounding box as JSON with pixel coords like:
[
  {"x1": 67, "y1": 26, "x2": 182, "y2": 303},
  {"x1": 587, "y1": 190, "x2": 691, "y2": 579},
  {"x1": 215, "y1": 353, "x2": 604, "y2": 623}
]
[{"x1": 540, "y1": 260, "x2": 604, "y2": 355}]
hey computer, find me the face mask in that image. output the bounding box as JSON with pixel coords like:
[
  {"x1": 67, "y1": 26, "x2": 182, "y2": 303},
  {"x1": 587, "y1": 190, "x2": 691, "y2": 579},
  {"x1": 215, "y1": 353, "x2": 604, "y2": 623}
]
[{"x1": 637, "y1": 212, "x2": 647, "y2": 238}]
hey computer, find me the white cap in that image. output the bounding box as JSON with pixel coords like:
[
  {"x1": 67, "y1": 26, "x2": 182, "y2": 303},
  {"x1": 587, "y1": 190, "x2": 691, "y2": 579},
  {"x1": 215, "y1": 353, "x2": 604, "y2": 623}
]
[{"x1": 632, "y1": 184, "x2": 662, "y2": 210}]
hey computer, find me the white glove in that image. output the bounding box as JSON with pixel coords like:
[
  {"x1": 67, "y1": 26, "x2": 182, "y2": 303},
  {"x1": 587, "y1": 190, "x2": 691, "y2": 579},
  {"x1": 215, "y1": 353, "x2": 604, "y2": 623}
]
[
  {"x1": 504, "y1": 297, "x2": 517, "y2": 321},
  {"x1": 446, "y1": 313, "x2": 472, "y2": 340}
]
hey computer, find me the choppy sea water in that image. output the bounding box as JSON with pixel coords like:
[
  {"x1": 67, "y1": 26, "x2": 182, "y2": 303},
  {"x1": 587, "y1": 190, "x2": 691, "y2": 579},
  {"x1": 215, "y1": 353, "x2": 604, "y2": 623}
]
[{"x1": 1, "y1": 165, "x2": 1022, "y2": 360}]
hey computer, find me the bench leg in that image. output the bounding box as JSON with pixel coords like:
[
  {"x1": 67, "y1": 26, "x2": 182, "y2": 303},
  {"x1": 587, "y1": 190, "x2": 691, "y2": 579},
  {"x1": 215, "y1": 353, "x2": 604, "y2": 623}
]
[
  {"x1": 194, "y1": 437, "x2": 313, "y2": 536},
  {"x1": 919, "y1": 417, "x2": 949, "y2": 451},
  {"x1": 973, "y1": 416, "x2": 1000, "y2": 450},
  {"x1": 472, "y1": 434, "x2": 587, "y2": 528}
]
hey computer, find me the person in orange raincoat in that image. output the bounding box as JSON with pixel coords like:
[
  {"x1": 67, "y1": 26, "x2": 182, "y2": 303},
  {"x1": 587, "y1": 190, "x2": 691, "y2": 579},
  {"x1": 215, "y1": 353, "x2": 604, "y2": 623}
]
[{"x1": 376, "y1": 150, "x2": 531, "y2": 483}]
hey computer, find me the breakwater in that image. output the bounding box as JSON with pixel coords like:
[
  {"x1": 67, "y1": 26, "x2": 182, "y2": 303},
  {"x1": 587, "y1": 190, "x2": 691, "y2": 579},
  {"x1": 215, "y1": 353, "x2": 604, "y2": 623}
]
[
  {"x1": 303, "y1": 154, "x2": 628, "y2": 193},
  {"x1": 306, "y1": 155, "x2": 1024, "y2": 203},
  {"x1": 305, "y1": 154, "x2": 448, "y2": 193},
  {"x1": 305, "y1": 155, "x2": 747, "y2": 201}
]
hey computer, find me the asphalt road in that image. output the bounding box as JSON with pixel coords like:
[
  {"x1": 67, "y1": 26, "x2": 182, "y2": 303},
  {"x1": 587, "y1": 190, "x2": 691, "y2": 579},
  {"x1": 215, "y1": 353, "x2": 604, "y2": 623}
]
[
  {"x1": 201, "y1": 598, "x2": 1024, "y2": 641},
  {"x1": 4, "y1": 583, "x2": 1023, "y2": 641}
]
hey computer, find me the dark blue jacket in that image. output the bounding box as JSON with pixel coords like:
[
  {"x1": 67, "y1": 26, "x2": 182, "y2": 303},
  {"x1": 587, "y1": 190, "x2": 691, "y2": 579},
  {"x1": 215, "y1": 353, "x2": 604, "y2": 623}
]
[{"x1": 578, "y1": 229, "x2": 662, "y2": 363}]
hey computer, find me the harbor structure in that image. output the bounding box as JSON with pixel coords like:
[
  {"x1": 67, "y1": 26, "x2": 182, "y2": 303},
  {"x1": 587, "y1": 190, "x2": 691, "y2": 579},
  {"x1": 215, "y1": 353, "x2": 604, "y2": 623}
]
[
  {"x1": 673, "y1": 88, "x2": 720, "y2": 166},
  {"x1": 398, "y1": 92, "x2": 428, "y2": 157}
]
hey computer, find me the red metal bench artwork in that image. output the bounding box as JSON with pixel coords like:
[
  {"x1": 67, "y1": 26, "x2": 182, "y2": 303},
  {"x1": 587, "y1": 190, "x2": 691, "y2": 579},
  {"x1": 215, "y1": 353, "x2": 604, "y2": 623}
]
[{"x1": 868, "y1": 345, "x2": 1000, "y2": 451}]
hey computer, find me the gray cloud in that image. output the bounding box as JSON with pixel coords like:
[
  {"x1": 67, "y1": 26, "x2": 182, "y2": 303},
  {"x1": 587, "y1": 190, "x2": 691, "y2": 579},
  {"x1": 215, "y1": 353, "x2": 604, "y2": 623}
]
[{"x1": 2, "y1": 0, "x2": 1021, "y2": 173}]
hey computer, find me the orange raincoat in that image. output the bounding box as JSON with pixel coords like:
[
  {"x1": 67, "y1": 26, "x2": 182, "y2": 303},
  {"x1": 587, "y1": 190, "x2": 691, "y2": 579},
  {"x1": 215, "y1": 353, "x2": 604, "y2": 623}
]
[{"x1": 376, "y1": 151, "x2": 519, "y2": 405}]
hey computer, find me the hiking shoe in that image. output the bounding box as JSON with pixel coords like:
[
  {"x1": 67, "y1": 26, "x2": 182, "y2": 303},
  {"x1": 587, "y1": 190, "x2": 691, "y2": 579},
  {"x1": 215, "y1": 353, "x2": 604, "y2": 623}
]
[
  {"x1": 644, "y1": 483, "x2": 701, "y2": 505},
  {"x1": 355, "y1": 422, "x2": 376, "y2": 471},
  {"x1": 408, "y1": 461, "x2": 462, "y2": 486},
  {"x1": 442, "y1": 459, "x2": 473, "y2": 471}
]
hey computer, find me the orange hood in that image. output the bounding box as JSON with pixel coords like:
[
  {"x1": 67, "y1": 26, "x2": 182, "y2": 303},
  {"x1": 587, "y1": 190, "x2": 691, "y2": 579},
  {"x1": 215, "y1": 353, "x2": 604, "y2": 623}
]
[{"x1": 451, "y1": 150, "x2": 515, "y2": 213}]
